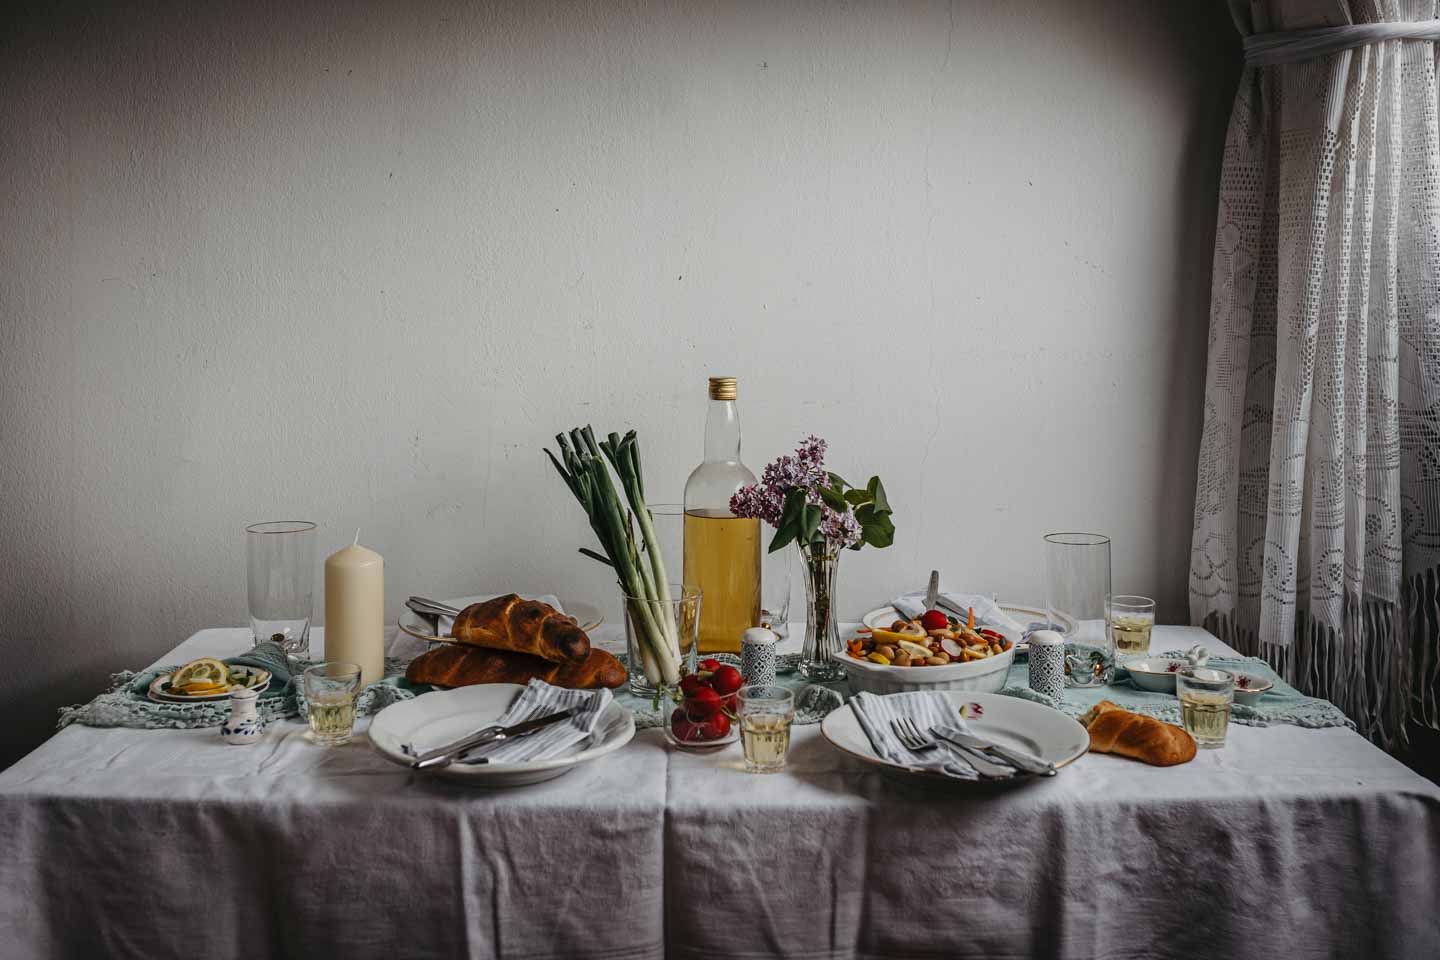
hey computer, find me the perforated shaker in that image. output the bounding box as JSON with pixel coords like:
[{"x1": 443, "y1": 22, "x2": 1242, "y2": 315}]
[
  {"x1": 1028, "y1": 629, "x2": 1066, "y2": 703},
  {"x1": 740, "y1": 627, "x2": 778, "y2": 686}
]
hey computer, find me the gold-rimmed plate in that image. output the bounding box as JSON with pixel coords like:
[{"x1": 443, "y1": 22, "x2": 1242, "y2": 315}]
[
  {"x1": 820, "y1": 690, "x2": 1089, "y2": 785},
  {"x1": 398, "y1": 594, "x2": 603, "y2": 645}
]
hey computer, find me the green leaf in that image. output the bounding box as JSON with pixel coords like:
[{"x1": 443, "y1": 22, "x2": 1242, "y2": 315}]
[
  {"x1": 843, "y1": 488, "x2": 873, "y2": 508},
  {"x1": 800, "y1": 504, "x2": 823, "y2": 545},
  {"x1": 855, "y1": 503, "x2": 895, "y2": 549},
  {"x1": 578, "y1": 547, "x2": 613, "y2": 566},
  {"x1": 818, "y1": 485, "x2": 849, "y2": 513},
  {"x1": 866, "y1": 476, "x2": 892, "y2": 515},
  {"x1": 826, "y1": 472, "x2": 849, "y2": 491},
  {"x1": 768, "y1": 525, "x2": 796, "y2": 553}
]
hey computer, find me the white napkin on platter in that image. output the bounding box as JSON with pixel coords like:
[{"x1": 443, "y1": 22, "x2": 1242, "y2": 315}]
[
  {"x1": 892, "y1": 591, "x2": 1026, "y2": 643},
  {"x1": 460, "y1": 679, "x2": 612, "y2": 764},
  {"x1": 849, "y1": 691, "x2": 1001, "y2": 781}
]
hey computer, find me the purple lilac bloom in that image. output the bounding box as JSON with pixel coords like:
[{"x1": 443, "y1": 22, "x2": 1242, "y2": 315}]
[
  {"x1": 795, "y1": 435, "x2": 827, "y2": 465},
  {"x1": 820, "y1": 508, "x2": 861, "y2": 548},
  {"x1": 729, "y1": 484, "x2": 783, "y2": 525}
]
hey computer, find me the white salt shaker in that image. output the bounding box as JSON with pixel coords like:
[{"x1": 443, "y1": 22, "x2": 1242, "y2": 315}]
[
  {"x1": 221, "y1": 687, "x2": 265, "y2": 745},
  {"x1": 1027, "y1": 630, "x2": 1065, "y2": 703},
  {"x1": 741, "y1": 627, "x2": 778, "y2": 686}
]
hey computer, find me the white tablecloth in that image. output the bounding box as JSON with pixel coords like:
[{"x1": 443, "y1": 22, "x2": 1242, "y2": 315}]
[{"x1": 0, "y1": 626, "x2": 1436, "y2": 959}]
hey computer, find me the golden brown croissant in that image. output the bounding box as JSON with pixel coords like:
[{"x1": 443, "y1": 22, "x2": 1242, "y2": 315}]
[
  {"x1": 1079, "y1": 700, "x2": 1197, "y2": 766},
  {"x1": 406, "y1": 643, "x2": 626, "y2": 690},
  {"x1": 450, "y1": 594, "x2": 590, "y2": 663}
]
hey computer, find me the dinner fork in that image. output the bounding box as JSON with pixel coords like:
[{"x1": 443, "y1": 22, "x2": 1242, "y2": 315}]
[{"x1": 889, "y1": 718, "x2": 1013, "y2": 779}]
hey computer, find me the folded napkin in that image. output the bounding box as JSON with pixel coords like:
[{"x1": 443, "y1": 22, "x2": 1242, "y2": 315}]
[
  {"x1": 849, "y1": 691, "x2": 986, "y2": 780},
  {"x1": 225, "y1": 641, "x2": 297, "y2": 699},
  {"x1": 462, "y1": 679, "x2": 612, "y2": 764},
  {"x1": 893, "y1": 591, "x2": 1026, "y2": 642}
]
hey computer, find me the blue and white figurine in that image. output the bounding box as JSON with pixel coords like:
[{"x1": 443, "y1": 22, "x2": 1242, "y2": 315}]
[
  {"x1": 1027, "y1": 629, "x2": 1066, "y2": 703},
  {"x1": 221, "y1": 686, "x2": 265, "y2": 745},
  {"x1": 741, "y1": 627, "x2": 778, "y2": 686}
]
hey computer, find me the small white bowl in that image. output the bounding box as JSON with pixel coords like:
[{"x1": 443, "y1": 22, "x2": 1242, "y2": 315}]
[
  {"x1": 835, "y1": 644, "x2": 1015, "y2": 695},
  {"x1": 1231, "y1": 671, "x2": 1275, "y2": 705},
  {"x1": 1123, "y1": 658, "x2": 1186, "y2": 693}
]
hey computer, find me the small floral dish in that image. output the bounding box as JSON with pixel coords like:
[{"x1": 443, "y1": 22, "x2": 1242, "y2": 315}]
[
  {"x1": 1231, "y1": 671, "x2": 1275, "y2": 705},
  {"x1": 1122, "y1": 658, "x2": 1185, "y2": 694},
  {"x1": 148, "y1": 665, "x2": 271, "y2": 704}
]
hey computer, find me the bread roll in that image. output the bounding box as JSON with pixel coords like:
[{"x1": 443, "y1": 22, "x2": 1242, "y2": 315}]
[
  {"x1": 450, "y1": 594, "x2": 591, "y2": 663},
  {"x1": 407, "y1": 643, "x2": 626, "y2": 690},
  {"x1": 1079, "y1": 700, "x2": 1196, "y2": 766}
]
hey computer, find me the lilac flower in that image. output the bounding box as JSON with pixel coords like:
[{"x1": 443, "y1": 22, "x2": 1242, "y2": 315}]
[
  {"x1": 796, "y1": 435, "x2": 827, "y2": 465},
  {"x1": 729, "y1": 483, "x2": 783, "y2": 526},
  {"x1": 819, "y1": 508, "x2": 861, "y2": 548}
]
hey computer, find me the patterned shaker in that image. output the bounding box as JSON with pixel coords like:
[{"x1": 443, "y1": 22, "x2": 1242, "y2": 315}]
[
  {"x1": 221, "y1": 687, "x2": 265, "y2": 745},
  {"x1": 740, "y1": 627, "x2": 778, "y2": 686},
  {"x1": 1027, "y1": 629, "x2": 1066, "y2": 703}
]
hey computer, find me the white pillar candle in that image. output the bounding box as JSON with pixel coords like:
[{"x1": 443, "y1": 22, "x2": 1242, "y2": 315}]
[{"x1": 324, "y1": 539, "x2": 384, "y2": 685}]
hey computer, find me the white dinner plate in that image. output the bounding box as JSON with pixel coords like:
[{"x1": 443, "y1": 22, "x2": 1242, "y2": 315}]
[
  {"x1": 397, "y1": 594, "x2": 603, "y2": 645},
  {"x1": 820, "y1": 690, "x2": 1089, "y2": 785},
  {"x1": 862, "y1": 601, "x2": 1073, "y2": 654},
  {"x1": 148, "y1": 665, "x2": 272, "y2": 703},
  {"x1": 368, "y1": 683, "x2": 635, "y2": 786}
]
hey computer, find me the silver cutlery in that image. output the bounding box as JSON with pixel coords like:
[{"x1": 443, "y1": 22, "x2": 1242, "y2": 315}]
[
  {"x1": 932, "y1": 727, "x2": 1056, "y2": 777},
  {"x1": 924, "y1": 570, "x2": 940, "y2": 612},
  {"x1": 890, "y1": 718, "x2": 1013, "y2": 779},
  {"x1": 408, "y1": 708, "x2": 576, "y2": 771}
]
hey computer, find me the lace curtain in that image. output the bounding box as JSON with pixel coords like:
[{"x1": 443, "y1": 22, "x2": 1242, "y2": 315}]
[{"x1": 1190, "y1": 0, "x2": 1440, "y2": 748}]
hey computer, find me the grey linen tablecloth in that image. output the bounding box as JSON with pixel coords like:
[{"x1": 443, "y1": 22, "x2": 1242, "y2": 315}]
[{"x1": 1, "y1": 625, "x2": 1437, "y2": 959}]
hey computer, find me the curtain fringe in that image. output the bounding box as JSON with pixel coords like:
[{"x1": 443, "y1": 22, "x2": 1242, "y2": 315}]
[{"x1": 1201, "y1": 566, "x2": 1440, "y2": 751}]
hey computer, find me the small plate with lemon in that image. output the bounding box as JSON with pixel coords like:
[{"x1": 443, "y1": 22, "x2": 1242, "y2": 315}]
[{"x1": 148, "y1": 657, "x2": 272, "y2": 703}]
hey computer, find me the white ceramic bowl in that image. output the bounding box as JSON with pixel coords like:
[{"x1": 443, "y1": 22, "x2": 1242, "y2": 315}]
[
  {"x1": 1232, "y1": 671, "x2": 1275, "y2": 705},
  {"x1": 836, "y1": 643, "x2": 1016, "y2": 695},
  {"x1": 1123, "y1": 658, "x2": 1186, "y2": 693}
]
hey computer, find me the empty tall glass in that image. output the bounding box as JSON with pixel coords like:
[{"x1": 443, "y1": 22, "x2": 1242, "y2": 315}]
[
  {"x1": 247, "y1": 521, "x2": 316, "y2": 654},
  {"x1": 1043, "y1": 533, "x2": 1113, "y2": 686}
]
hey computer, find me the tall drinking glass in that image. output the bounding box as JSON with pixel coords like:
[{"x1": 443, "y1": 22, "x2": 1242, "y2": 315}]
[
  {"x1": 1043, "y1": 532, "x2": 1113, "y2": 686},
  {"x1": 247, "y1": 520, "x2": 316, "y2": 655},
  {"x1": 623, "y1": 583, "x2": 701, "y2": 698},
  {"x1": 760, "y1": 546, "x2": 793, "y2": 642}
]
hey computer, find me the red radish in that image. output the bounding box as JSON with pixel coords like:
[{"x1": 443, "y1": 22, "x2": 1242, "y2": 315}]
[
  {"x1": 920, "y1": 610, "x2": 949, "y2": 632},
  {"x1": 699, "y1": 712, "x2": 731, "y2": 740},
  {"x1": 671, "y1": 708, "x2": 703, "y2": 741},
  {"x1": 699, "y1": 658, "x2": 722, "y2": 673},
  {"x1": 679, "y1": 674, "x2": 707, "y2": 699},
  {"x1": 685, "y1": 687, "x2": 723, "y2": 719},
  {"x1": 710, "y1": 664, "x2": 743, "y2": 695},
  {"x1": 940, "y1": 637, "x2": 964, "y2": 658}
]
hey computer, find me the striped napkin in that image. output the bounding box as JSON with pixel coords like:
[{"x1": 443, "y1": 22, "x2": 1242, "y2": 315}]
[
  {"x1": 463, "y1": 679, "x2": 612, "y2": 764},
  {"x1": 892, "y1": 591, "x2": 1025, "y2": 643},
  {"x1": 849, "y1": 691, "x2": 985, "y2": 780}
]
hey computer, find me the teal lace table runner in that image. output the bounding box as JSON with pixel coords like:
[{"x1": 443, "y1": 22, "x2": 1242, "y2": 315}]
[{"x1": 60, "y1": 644, "x2": 1351, "y2": 734}]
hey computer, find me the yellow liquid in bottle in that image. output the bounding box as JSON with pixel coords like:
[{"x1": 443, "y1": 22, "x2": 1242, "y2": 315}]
[{"x1": 683, "y1": 509, "x2": 761, "y2": 654}]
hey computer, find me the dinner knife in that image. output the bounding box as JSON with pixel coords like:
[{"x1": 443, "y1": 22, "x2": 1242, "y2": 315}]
[
  {"x1": 934, "y1": 728, "x2": 1056, "y2": 777},
  {"x1": 924, "y1": 570, "x2": 940, "y2": 612},
  {"x1": 409, "y1": 708, "x2": 577, "y2": 770}
]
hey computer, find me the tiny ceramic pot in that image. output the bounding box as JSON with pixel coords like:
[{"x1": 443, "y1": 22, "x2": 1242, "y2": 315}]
[
  {"x1": 221, "y1": 687, "x2": 265, "y2": 745},
  {"x1": 1027, "y1": 630, "x2": 1066, "y2": 702},
  {"x1": 741, "y1": 627, "x2": 778, "y2": 687}
]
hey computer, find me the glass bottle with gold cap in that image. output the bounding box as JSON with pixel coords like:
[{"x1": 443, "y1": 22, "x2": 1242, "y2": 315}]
[{"x1": 684, "y1": 377, "x2": 762, "y2": 654}]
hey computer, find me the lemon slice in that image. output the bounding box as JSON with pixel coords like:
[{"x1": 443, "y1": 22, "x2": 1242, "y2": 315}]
[{"x1": 171, "y1": 657, "x2": 228, "y2": 690}]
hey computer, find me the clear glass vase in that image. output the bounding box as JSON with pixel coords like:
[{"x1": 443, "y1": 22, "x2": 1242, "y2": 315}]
[{"x1": 797, "y1": 543, "x2": 845, "y2": 682}]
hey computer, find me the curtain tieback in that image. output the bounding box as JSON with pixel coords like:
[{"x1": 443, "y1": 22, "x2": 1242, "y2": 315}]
[{"x1": 1245, "y1": 19, "x2": 1440, "y2": 66}]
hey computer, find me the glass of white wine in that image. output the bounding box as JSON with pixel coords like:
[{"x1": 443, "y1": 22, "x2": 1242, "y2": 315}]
[
  {"x1": 1176, "y1": 668, "x2": 1234, "y2": 749},
  {"x1": 1107, "y1": 595, "x2": 1155, "y2": 663},
  {"x1": 303, "y1": 662, "x2": 362, "y2": 746},
  {"x1": 738, "y1": 684, "x2": 794, "y2": 774}
]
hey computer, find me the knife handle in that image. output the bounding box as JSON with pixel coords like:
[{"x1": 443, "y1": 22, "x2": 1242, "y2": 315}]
[{"x1": 985, "y1": 743, "x2": 1056, "y2": 777}]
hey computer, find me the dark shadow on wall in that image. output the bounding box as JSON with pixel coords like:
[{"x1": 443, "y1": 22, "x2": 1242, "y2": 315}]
[{"x1": 0, "y1": 0, "x2": 1241, "y2": 770}]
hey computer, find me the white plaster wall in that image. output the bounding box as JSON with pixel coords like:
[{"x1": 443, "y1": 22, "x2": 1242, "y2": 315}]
[{"x1": 0, "y1": 0, "x2": 1238, "y2": 766}]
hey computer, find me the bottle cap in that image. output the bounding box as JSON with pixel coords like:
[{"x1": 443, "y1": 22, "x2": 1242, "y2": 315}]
[
  {"x1": 741, "y1": 627, "x2": 777, "y2": 647},
  {"x1": 1028, "y1": 629, "x2": 1065, "y2": 647},
  {"x1": 708, "y1": 376, "x2": 737, "y2": 401}
]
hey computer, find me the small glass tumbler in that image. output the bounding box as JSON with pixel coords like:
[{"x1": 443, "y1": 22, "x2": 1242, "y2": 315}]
[
  {"x1": 738, "y1": 684, "x2": 794, "y2": 773},
  {"x1": 304, "y1": 661, "x2": 362, "y2": 746},
  {"x1": 247, "y1": 520, "x2": 317, "y2": 655},
  {"x1": 623, "y1": 583, "x2": 701, "y2": 699},
  {"x1": 1043, "y1": 532, "x2": 1114, "y2": 686},
  {"x1": 1177, "y1": 668, "x2": 1234, "y2": 749},
  {"x1": 760, "y1": 547, "x2": 793, "y2": 643},
  {"x1": 1108, "y1": 595, "x2": 1155, "y2": 662}
]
